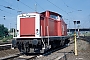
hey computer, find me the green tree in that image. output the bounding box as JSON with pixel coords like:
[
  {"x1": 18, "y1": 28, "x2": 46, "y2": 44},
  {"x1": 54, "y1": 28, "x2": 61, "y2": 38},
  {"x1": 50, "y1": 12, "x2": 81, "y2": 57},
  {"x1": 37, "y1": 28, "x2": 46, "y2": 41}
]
[{"x1": 0, "y1": 24, "x2": 8, "y2": 37}]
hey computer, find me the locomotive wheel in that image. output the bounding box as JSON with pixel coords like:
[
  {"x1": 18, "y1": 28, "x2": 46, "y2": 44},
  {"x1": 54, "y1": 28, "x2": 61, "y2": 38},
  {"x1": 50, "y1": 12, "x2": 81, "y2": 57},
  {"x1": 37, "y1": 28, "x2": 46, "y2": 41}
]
[
  {"x1": 17, "y1": 43, "x2": 22, "y2": 52},
  {"x1": 18, "y1": 42, "x2": 24, "y2": 52},
  {"x1": 24, "y1": 42, "x2": 30, "y2": 53},
  {"x1": 26, "y1": 46, "x2": 30, "y2": 53}
]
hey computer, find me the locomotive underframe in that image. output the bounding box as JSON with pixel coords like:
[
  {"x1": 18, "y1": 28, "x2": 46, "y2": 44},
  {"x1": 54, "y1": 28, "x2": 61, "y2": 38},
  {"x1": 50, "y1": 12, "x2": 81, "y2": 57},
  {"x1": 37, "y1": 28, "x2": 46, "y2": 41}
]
[{"x1": 14, "y1": 36, "x2": 69, "y2": 53}]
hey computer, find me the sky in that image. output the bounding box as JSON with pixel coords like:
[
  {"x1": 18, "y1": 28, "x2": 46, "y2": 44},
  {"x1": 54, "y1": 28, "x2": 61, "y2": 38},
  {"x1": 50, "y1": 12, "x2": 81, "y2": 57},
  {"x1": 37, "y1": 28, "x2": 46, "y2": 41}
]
[{"x1": 0, "y1": 0, "x2": 90, "y2": 29}]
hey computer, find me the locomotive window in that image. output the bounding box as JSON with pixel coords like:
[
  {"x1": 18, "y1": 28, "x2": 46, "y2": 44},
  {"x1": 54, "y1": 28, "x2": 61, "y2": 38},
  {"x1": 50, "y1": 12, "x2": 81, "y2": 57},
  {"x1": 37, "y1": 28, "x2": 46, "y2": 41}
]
[
  {"x1": 40, "y1": 17, "x2": 44, "y2": 20},
  {"x1": 50, "y1": 15, "x2": 58, "y2": 19}
]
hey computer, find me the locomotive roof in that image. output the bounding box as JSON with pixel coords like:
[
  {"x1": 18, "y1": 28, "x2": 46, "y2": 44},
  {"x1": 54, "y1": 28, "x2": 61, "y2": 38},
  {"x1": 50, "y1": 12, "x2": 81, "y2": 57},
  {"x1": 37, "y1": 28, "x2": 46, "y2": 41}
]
[{"x1": 40, "y1": 10, "x2": 62, "y2": 17}]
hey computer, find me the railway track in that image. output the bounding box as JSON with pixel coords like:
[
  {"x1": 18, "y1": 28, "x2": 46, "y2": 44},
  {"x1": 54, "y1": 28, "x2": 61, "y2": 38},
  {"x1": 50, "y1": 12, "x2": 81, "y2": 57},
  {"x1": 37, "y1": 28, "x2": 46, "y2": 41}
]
[
  {"x1": 0, "y1": 44, "x2": 12, "y2": 48},
  {"x1": 0, "y1": 44, "x2": 69, "y2": 60},
  {"x1": 79, "y1": 36, "x2": 90, "y2": 43},
  {"x1": 0, "y1": 52, "x2": 39, "y2": 60},
  {"x1": 0, "y1": 43, "x2": 13, "y2": 51},
  {"x1": 14, "y1": 55, "x2": 37, "y2": 60},
  {"x1": 0, "y1": 37, "x2": 89, "y2": 60},
  {"x1": 0, "y1": 37, "x2": 73, "y2": 60},
  {"x1": 0, "y1": 53, "x2": 21, "y2": 60}
]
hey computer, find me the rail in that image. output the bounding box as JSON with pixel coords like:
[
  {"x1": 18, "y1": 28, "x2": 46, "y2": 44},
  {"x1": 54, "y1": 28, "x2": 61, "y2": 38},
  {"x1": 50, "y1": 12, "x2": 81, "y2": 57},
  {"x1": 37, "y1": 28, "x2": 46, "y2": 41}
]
[
  {"x1": 0, "y1": 44, "x2": 14, "y2": 49},
  {"x1": 0, "y1": 53, "x2": 21, "y2": 60},
  {"x1": 0, "y1": 44, "x2": 12, "y2": 47}
]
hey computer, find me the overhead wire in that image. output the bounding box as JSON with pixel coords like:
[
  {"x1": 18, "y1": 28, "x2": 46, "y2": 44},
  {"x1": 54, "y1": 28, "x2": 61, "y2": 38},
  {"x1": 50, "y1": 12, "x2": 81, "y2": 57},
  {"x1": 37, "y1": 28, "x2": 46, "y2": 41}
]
[
  {"x1": 61, "y1": 0, "x2": 83, "y2": 22},
  {"x1": 0, "y1": 0, "x2": 23, "y2": 15},
  {"x1": 3, "y1": 0, "x2": 13, "y2": 7},
  {"x1": 46, "y1": 0, "x2": 67, "y2": 13},
  {"x1": 61, "y1": 0, "x2": 72, "y2": 9},
  {"x1": 0, "y1": 8, "x2": 15, "y2": 15},
  {"x1": 46, "y1": 0, "x2": 73, "y2": 27},
  {"x1": 17, "y1": 0, "x2": 34, "y2": 11},
  {"x1": 0, "y1": 5, "x2": 18, "y2": 14},
  {"x1": 33, "y1": 0, "x2": 45, "y2": 11},
  {"x1": 0, "y1": 8, "x2": 16, "y2": 21},
  {"x1": 81, "y1": 14, "x2": 90, "y2": 28},
  {"x1": 59, "y1": 0, "x2": 74, "y2": 19},
  {"x1": 46, "y1": 0, "x2": 72, "y2": 19},
  {"x1": 0, "y1": 0, "x2": 19, "y2": 28},
  {"x1": 3, "y1": 0, "x2": 23, "y2": 15},
  {"x1": 0, "y1": 4, "x2": 16, "y2": 19},
  {"x1": 0, "y1": 4, "x2": 17, "y2": 14},
  {"x1": 61, "y1": 1, "x2": 84, "y2": 28},
  {"x1": 61, "y1": 0, "x2": 82, "y2": 13},
  {"x1": 1, "y1": 0, "x2": 22, "y2": 12}
]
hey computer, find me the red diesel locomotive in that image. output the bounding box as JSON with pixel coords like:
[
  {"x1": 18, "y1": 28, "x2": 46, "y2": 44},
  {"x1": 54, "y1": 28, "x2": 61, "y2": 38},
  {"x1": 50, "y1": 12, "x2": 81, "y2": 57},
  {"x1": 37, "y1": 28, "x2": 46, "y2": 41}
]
[{"x1": 12, "y1": 10, "x2": 69, "y2": 53}]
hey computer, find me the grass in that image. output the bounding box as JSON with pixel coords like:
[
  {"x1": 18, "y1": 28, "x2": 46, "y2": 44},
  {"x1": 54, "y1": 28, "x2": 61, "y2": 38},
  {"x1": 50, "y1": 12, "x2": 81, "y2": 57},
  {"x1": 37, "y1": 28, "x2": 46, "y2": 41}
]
[{"x1": 0, "y1": 35, "x2": 13, "y2": 42}]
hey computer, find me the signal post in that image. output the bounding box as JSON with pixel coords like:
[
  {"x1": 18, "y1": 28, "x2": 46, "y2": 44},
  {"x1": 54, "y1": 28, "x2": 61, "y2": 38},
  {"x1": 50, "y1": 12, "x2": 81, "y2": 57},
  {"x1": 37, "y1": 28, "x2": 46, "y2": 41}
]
[{"x1": 73, "y1": 20, "x2": 80, "y2": 55}]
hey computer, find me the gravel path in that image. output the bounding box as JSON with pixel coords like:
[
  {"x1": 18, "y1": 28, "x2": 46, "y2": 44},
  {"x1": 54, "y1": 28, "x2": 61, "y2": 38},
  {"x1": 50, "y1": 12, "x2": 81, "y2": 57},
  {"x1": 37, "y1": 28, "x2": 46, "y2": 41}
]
[
  {"x1": 35, "y1": 37, "x2": 90, "y2": 60},
  {"x1": 36, "y1": 42, "x2": 74, "y2": 60},
  {"x1": 66, "y1": 39, "x2": 90, "y2": 60},
  {"x1": 0, "y1": 48, "x2": 19, "y2": 58}
]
